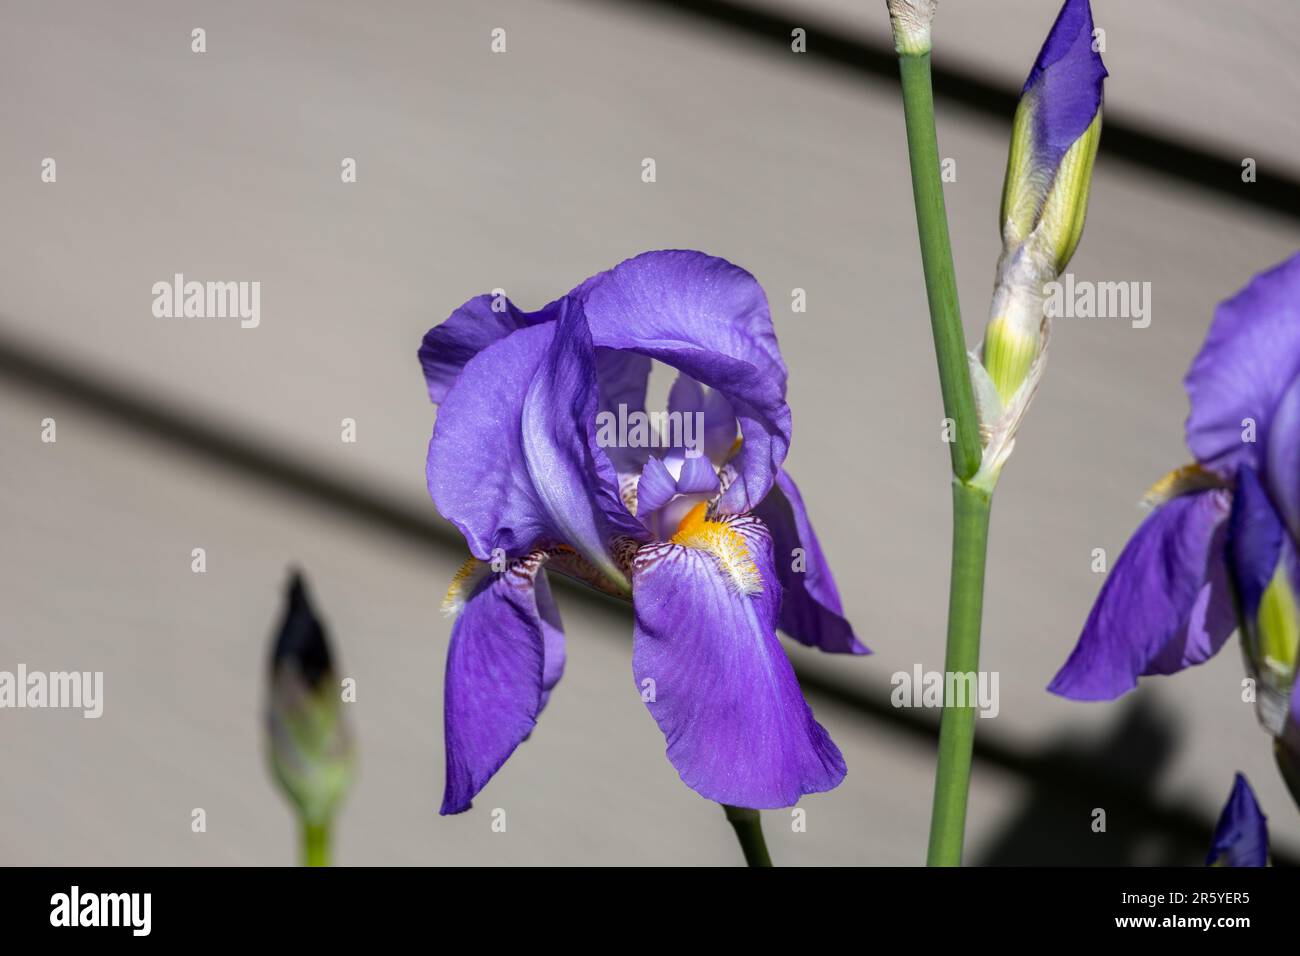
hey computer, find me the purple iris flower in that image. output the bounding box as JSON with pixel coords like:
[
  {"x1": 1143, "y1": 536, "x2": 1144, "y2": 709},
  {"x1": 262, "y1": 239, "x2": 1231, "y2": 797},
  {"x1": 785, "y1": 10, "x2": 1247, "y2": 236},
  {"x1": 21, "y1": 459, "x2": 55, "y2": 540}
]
[
  {"x1": 1207, "y1": 773, "x2": 1268, "y2": 867},
  {"x1": 419, "y1": 250, "x2": 866, "y2": 814},
  {"x1": 1050, "y1": 254, "x2": 1300, "y2": 744}
]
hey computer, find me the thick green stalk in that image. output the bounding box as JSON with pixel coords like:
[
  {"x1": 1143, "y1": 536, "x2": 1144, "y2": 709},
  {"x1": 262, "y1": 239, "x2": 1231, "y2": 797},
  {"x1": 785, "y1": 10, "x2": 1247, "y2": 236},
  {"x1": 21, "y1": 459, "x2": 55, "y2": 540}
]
[
  {"x1": 897, "y1": 52, "x2": 982, "y2": 482},
  {"x1": 926, "y1": 481, "x2": 992, "y2": 866},
  {"x1": 302, "y1": 820, "x2": 331, "y2": 867},
  {"x1": 722, "y1": 804, "x2": 773, "y2": 867}
]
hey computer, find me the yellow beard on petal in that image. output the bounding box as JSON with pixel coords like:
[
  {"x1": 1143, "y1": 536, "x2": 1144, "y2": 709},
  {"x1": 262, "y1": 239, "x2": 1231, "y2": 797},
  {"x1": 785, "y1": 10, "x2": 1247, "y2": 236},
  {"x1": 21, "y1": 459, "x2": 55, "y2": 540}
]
[
  {"x1": 441, "y1": 557, "x2": 488, "y2": 617},
  {"x1": 671, "y1": 502, "x2": 763, "y2": 596},
  {"x1": 1141, "y1": 463, "x2": 1228, "y2": 509}
]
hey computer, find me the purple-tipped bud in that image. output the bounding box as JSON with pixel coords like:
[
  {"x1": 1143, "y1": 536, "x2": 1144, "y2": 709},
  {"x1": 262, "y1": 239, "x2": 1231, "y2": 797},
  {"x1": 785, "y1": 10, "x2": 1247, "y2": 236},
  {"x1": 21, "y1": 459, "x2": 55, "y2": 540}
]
[
  {"x1": 973, "y1": 0, "x2": 1109, "y2": 484},
  {"x1": 1206, "y1": 774, "x2": 1268, "y2": 867}
]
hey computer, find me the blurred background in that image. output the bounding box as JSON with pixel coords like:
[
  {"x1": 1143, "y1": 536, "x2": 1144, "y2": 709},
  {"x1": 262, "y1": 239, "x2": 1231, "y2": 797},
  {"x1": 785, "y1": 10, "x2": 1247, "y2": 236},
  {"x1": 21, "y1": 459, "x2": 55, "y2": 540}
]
[{"x1": 2, "y1": 0, "x2": 1299, "y2": 865}]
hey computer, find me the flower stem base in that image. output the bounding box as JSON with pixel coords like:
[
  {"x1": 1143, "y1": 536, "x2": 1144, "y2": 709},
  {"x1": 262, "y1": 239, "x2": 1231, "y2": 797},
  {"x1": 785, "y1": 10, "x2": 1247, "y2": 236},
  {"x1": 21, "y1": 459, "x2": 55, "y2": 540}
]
[
  {"x1": 926, "y1": 481, "x2": 993, "y2": 866},
  {"x1": 302, "y1": 821, "x2": 331, "y2": 867},
  {"x1": 722, "y1": 804, "x2": 773, "y2": 867}
]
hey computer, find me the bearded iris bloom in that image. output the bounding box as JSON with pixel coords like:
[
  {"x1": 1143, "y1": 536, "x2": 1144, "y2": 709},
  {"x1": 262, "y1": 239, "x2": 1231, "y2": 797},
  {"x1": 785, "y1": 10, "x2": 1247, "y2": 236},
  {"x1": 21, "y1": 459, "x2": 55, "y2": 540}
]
[
  {"x1": 419, "y1": 250, "x2": 865, "y2": 814},
  {"x1": 1051, "y1": 255, "x2": 1300, "y2": 752},
  {"x1": 1207, "y1": 773, "x2": 1269, "y2": 867},
  {"x1": 973, "y1": 0, "x2": 1107, "y2": 483}
]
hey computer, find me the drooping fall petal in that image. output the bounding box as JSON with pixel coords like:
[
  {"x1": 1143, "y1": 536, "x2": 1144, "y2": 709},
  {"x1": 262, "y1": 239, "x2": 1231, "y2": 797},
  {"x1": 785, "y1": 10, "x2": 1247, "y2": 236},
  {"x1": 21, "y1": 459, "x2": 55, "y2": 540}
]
[
  {"x1": 631, "y1": 512, "x2": 845, "y2": 807},
  {"x1": 1049, "y1": 489, "x2": 1235, "y2": 700},
  {"x1": 440, "y1": 553, "x2": 564, "y2": 815}
]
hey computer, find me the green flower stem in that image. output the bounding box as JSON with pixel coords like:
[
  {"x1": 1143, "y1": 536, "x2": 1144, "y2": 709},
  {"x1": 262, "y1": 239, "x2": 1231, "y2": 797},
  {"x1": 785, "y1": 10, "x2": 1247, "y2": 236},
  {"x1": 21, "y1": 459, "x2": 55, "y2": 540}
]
[
  {"x1": 892, "y1": 28, "x2": 994, "y2": 866},
  {"x1": 722, "y1": 804, "x2": 773, "y2": 867},
  {"x1": 926, "y1": 480, "x2": 992, "y2": 866},
  {"x1": 897, "y1": 51, "x2": 983, "y2": 482},
  {"x1": 302, "y1": 820, "x2": 331, "y2": 867}
]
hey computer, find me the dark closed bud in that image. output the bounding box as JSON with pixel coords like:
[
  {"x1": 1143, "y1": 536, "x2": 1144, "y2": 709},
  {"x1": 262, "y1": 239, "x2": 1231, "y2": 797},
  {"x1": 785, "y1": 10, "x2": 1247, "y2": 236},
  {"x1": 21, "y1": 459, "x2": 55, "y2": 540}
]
[{"x1": 266, "y1": 572, "x2": 354, "y2": 829}]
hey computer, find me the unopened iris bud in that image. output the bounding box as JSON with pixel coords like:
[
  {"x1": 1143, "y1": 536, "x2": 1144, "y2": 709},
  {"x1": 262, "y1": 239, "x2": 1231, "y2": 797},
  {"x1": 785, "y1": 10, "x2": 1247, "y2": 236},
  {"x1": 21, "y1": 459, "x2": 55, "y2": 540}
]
[
  {"x1": 1000, "y1": 0, "x2": 1106, "y2": 274},
  {"x1": 985, "y1": 0, "x2": 1107, "y2": 400},
  {"x1": 972, "y1": 0, "x2": 1107, "y2": 478},
  {"x1": 266, "y1": 572, "x2": 354, "y2": 863}
]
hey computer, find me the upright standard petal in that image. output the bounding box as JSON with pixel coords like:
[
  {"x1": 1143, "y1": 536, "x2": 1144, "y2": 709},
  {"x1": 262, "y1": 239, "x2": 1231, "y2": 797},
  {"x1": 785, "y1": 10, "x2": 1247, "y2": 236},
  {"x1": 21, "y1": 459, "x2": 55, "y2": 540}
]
[
  {"x1": 1049, "y1": 488, "x2": 1235, "y2": 700},
  {"x1": 417, "y1": 289, "x2": 652, "y2": 433},
  {"x1": 1185, "y1": 253, "x2": 1300, "y2": 476},
  {"x1": 418, "y1": 293, "x2": 562, "y2": 404},
  {"x1": 521, "y1": 300, "x2": 650, "y2": 584},
  {"x1": 1206, "y1": 774, "x2": 1269, "y2": 867},
  {"x1": 427, "y1": 298, "x2": 646, "y2": 588},
  {"x1": 594, "y1": 348, "x2": 653, "y2": 479},
  {"x1": 753, "y1": 470, "x2": 867, "y2": 655},
  {"x1": 440, "y1": 552, "x2": 563, "y2": 815},
  {"x1": 579, "y1": 251, "x2": 792, "y2": 515},
  {"x1": 666, "y1": 372, "x2": 737, "y2": 467},
  {"x1": 631, "y1": 509, "x2": 845, "y2": 808}
]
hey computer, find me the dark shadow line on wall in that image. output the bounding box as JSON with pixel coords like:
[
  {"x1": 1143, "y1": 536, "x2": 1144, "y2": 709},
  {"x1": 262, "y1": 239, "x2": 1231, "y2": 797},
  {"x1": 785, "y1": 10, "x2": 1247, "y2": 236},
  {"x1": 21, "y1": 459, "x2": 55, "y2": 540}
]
[
  {"x1": 0, "y1": 327, "x2": 457, "y2": 554},
  {"x1": 2, "y1": 327, "x2": 1287, "y2": 865},
  {"x1": 591, "y1": 0, "x2": 1300, "y2": 224}
]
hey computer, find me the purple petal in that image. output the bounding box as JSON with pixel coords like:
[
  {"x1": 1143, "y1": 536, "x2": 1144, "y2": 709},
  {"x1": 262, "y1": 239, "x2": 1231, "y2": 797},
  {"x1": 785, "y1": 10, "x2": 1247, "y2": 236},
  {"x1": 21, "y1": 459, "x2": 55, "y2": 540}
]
[
  {"x1": 1049, "y1": 489, "x2": 1234, "y2": 700},
  {"x1": 441, "y1": 554, "x2": 560, "y2": 815},
  {"x1": 676, "y1": 455, "x2": 720, "y2": 496},
  {"x1": 1185, "y1": 253, "x2": 1300, "y2": 476},
  {"x1": 596, "y1": 348, "x2": 652, "y2": 416},
  {"x1": 579, "y1": 251, "x2": 792, "y2": 515},
  {"x1": 1265, "y1": 372, "x2": 1300, "y2": 541},
  {"x1": 1022, "y1": 0, "x2": 1107, "y2": 166},
  {"x1": 667, "y1": 372, "x2": 738, "y2": 465},
  {"x1": 634, "y1": 454, "x2": 720, "y2": 539},
  {"x1": 1226, "y1": 465, "x2": 1285, "y2": 626},
  {"x1": 427, "y1": 299, "x2": 646, "y2": 583},
  {"x1": 521, "y1": 300, "x2": 650, "y2": 579},
  {"x1": 419, "y1": 294, "x2": 561, "y2": 404},
  {"x1": 417, "y1": 291, "x2": 653, "y2": 442},
  {"x1": 630, "y1": 515, "x2": 846, "y2": 808},
  {"x1": 752, "y1": 470, "x2": 868, "y2": 655},
  {"x1": 1230, "y1": 464, "x2": 1300, "y2": 739},
  {"x1": 634, "y1": 456, "x2": 678, "y2": 519},
  {"x1": 1206, "y1": 773, "x2": 1269, "y2": 867},
  {"x1": 535, "y1": 571, "x2": 565, "y2": 708},
  {"x1": 594, "y1": 348, "x2": 653, "y2": 478}
]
